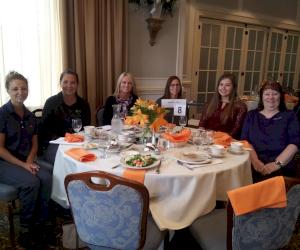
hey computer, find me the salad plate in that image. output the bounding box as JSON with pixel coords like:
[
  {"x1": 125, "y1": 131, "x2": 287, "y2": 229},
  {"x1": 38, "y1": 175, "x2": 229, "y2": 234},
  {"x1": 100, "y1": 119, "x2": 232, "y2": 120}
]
[{"x1": 120, "y1": 154, "x2": 160, "y2": 170}]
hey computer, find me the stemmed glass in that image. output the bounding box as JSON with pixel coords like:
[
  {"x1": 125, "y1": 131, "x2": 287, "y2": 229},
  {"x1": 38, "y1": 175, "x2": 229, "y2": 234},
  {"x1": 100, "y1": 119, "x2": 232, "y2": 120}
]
[
  {"x1": 72, "y1": 118, "x2": 82, "y2": 133},
  {"x1": 157, "y1": 137, "x2": 170, "y2": 160},
  {"x1": 178, "y1": 116, "x2": 187, "y2": 128},
  {"x1": 98, "y1": 133, "x2": 111, "y2": 159}
]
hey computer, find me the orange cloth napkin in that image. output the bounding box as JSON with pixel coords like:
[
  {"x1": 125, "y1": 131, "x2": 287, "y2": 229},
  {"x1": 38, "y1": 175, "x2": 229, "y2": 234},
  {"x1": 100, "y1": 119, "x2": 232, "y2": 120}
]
[
  {"x1": 227, "y1": 176, "x2": 287, "y2": 216},
  {"x1": 65, "y1": 148, "x2": 96, "y2": 162},
  {"x1": 64, "y1": 133, "x2": 84, "y2": 143},
  {"x1": 213, "y1": 131, "x2": 232, "y2": 147},
  {"x1": 162, "y1": 128, "x2": 191, "y2": 143},
  {"x1": 123, "y1": 169, "x2": 146, "y2": 184},
  {"x1": 285, "y1": 94, "x2": 299, "y2": 104}
]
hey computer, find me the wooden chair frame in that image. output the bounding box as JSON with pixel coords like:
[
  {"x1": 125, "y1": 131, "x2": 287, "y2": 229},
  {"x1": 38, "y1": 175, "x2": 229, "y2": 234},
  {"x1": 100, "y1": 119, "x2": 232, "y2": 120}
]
[{"x1": 64, "y1": 170, "x2": 150, "y2": 250}]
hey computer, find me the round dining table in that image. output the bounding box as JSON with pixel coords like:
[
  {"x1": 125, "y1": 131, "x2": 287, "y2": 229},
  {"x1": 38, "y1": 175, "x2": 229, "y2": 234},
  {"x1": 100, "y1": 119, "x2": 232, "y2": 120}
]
[{"x1": 51, "y1": 141, "x2": 252, "y2": 231}]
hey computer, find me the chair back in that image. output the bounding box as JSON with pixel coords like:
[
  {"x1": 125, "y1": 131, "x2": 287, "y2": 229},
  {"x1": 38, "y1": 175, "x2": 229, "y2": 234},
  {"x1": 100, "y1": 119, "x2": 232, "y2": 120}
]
[
  {"x1": 64, "y1": 171, "x2": 149, "y2": 250},
  {"x1": 227, "y1": 176, "x2": 300, "y2": 250},
  {"x1": 96, "y1": 107, "x2": 104, "y2": 126}
]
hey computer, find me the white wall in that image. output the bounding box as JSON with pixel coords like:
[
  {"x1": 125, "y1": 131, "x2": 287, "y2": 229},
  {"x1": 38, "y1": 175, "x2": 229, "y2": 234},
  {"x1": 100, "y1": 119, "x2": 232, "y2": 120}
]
[
  {"x1": 128, "y1": 3, "x2": 180, "y2": 100},
  {"x1": 128, "y1": 0, "x2": 300, "y2": 101}
]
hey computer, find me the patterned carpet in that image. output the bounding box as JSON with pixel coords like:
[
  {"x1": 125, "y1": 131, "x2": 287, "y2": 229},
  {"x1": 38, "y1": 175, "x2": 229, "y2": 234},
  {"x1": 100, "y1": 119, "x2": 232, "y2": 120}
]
[{"x1": 0, "y1": 201, "x2": 300, "y2": 250}]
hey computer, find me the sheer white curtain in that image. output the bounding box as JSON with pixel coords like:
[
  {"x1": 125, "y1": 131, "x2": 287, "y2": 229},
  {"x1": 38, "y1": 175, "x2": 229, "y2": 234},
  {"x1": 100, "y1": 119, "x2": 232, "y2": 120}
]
[{"x1": 0, "y1": 0, "x2": 63, "y2": 108}]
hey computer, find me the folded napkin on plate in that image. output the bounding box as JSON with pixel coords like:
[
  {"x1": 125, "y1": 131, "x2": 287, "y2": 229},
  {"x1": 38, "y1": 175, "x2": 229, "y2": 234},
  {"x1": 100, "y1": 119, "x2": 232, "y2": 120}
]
[
  {"x1": 227, "y1": 176, "x2": 287, "y2": 216},
  {"x1": 213, "y1": 131, "x2": 232, "y2": 147},
  {"x1": 123, "y1": 169, "x2": 146, "y2": 184},
  {"x1": 64, "y1": 133, "x2": 84, "y2": 143},
  {"x1": 162, "y1": 128, "x2": 191, "y2": 143},
  {"x1": 65, "y1": 148, "x2": 97, "y2": 162}
]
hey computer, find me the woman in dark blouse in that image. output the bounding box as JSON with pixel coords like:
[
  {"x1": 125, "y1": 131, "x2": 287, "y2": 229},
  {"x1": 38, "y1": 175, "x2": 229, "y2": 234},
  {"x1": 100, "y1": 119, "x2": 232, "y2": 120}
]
[
  {"x1": 41, "y1": 69, "x2": 91, "y2": 164},
  {"x1": 0, "y1": 71, "x2": 52, "y2": 248},
  {"x1": 156, "y1": 75, "x2": 183, "y2": 124},
  {"x1": 103, "y1": 72, "x2": 138, "y2": 125},
  {"x1": 199, "y1": 73, "x2": 247, "y2": 139},
  {"x1": 241, "y1": 80, "x2": 300, "y2": 182}
]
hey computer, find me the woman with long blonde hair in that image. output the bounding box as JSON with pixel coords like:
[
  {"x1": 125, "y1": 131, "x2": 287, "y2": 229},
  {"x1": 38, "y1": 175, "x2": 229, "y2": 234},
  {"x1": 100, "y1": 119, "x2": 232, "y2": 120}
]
[{"x1": 103, "y1": 72, "x2": 138, "y2": 125}]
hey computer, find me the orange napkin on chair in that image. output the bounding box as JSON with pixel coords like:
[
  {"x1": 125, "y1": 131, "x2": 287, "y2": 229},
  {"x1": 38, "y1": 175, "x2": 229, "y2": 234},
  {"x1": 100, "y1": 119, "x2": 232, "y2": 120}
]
[
  {"x1": 123, "y1": 169, "x2": 146, "y2": 184},
  {"x1": 65, "y1": 148, "x2": 96, "y2": 162},
  {"x1": 227, "y1": 176, "x2": 287, "y2": 216},
  {"x1": 64, "y1": 133, "x2": 84, "y2": 143},
  {"x1": 213, "y1": 131, "x2": 232, "y2": 147},
  {"x1": 162, "y1": 128, "x2": 191, "y2": 143}
]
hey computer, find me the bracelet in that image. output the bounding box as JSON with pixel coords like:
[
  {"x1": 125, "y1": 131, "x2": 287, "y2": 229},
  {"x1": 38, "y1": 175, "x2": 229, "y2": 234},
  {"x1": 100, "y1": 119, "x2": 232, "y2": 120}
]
[{"x1": 274, "y1": 159, "x2": 284, "y2": 169}]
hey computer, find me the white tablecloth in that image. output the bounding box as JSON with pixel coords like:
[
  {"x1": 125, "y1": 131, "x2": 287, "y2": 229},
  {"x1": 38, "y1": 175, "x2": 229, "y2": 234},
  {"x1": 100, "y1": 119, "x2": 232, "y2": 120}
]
[{"x1": 51, "y1": 144, "x2": 252, "y2": 230}]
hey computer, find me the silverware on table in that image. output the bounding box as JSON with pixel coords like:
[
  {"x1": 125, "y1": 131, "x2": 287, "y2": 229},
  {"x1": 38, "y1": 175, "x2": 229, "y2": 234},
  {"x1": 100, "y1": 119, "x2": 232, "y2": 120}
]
[
  {"x1": 156, "y1": 160, "x2": 162, "y2": 174},
  {"x1": 112, "y1": 164, "x2": 121, "y2": 169},
  {"x1": 177, "y1": 160, "x2": 194, "y2": 171}
]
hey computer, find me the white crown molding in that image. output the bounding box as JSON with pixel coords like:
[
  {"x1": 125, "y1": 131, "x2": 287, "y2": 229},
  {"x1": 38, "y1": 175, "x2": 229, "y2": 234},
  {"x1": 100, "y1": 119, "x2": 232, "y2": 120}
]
[{"x1": 195, "y1": 4, "x2": 300, "y2": 31}]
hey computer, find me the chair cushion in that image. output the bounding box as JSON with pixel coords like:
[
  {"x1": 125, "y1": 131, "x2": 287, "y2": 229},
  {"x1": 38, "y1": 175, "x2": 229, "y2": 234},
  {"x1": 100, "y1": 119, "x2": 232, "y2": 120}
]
[
  {"x1": 233, "y1": 185, "x2": 300, "y2": 250},
  {"x1": 0, "y1": 183, "x2": 17, "y2": 201},
  {"x1": 67, "y1": 180, "x2": 144, "y2": 249},
  {"x1": 189, "y1": 208, "x2": 227, "y2": 250}
]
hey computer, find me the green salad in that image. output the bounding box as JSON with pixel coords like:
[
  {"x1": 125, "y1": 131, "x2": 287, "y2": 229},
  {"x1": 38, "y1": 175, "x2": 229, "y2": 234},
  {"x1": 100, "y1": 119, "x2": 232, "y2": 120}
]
[{"x1": 125, "y1": 154, "x2": 157, "y2": 168}]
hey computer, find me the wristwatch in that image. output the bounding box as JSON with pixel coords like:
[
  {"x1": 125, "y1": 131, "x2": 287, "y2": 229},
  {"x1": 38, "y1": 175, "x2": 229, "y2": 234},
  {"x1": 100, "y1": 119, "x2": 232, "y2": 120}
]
[{"x1": 275, "y1": 160, "x2": 284, "y2": 169}]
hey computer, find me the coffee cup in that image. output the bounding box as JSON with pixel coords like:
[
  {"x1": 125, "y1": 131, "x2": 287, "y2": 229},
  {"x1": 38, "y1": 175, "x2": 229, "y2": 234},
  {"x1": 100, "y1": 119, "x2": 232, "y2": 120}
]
[
  {"x1": 118, "y1": 132, "x2": 130, "y2": 142},
  {"x1": 210, "y1": 144, "x2": 225, "y2": 156},
  {"x1": 230, "y1": 142, "x2": 243, "y2": 152},
  {"x1": 84, "y1": 126, "x2": 95, "y2": 135}
]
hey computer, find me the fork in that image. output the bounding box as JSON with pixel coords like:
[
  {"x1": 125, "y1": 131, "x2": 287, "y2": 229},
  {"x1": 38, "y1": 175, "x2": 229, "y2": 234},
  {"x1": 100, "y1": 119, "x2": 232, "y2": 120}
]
[{"x1": 156, "y1": 160, "x2": 162, "y2": 174}]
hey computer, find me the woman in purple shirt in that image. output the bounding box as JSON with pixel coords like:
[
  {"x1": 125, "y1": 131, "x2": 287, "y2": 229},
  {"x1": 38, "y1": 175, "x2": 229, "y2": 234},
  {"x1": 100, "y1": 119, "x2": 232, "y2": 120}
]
[{"x1": 241, "y1": 80, "x2": 300, "y2": 182}]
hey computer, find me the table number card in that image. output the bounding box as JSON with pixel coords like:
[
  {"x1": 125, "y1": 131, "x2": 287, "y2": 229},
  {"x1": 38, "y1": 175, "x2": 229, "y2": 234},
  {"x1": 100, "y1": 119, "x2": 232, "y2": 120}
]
[
  {"x1": 174, "y1": 104, "x2": 186, "y2": 116},
  {"x1": 161, "y1": 99, "x2": 187, "y2": 117}
]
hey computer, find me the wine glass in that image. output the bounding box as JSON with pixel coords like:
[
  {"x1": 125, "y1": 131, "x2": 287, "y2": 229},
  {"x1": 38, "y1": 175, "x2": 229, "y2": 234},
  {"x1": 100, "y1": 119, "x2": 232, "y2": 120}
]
[
  {"x1": 157, "y1": 137, "x2": 170, "y2": 160},
  {"x1": 178, "y1": 116, "x2": 187, "y2": 128},
  {"x1": 72, "y1": 118, "x2": 82, "y2": 133},
  {"x1": 98, "y1": 133, "x2": 111, "y2": 159}
]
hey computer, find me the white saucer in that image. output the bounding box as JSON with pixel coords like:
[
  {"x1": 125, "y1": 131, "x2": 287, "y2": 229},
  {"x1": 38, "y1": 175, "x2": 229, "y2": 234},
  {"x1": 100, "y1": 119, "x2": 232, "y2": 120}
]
[
  {"x1": 228, "y1": 148, "x2": 245, "y2": 155},
  {"x1": 211, "y1": 152, "x2": 226, "y2": 158}
]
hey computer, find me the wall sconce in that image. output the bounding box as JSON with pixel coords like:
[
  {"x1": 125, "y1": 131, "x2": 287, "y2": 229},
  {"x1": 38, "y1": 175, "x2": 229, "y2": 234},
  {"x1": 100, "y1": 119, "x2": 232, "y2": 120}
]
[{"x1": 146, "y1": 17, "x2": 165, "y2": 46}]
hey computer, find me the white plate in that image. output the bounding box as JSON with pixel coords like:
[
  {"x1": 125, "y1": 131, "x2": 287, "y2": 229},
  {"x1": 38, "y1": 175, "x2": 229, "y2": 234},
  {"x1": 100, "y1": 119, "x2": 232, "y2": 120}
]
[
  {"x1": 83, "y1": 142, "x2": 99, "y2": 149},
  {"x1": 174, "y1": 151, "x2": 211, "y2": 164},
  {"x1": 120, "y1": 157, "x2": 160, "y2": 170},
  {"x1": 119, "y1": 150, "x2": 140, "y2": 158},
  {"x1": 227, "y1": 148, "x2": 245, "y2": 155},
  {"x1": 211, "y1": 152, "x2": 226, "y2": 158},
  {"x1": 122, "y1": 125, "x2": 134, "y2": 130}
]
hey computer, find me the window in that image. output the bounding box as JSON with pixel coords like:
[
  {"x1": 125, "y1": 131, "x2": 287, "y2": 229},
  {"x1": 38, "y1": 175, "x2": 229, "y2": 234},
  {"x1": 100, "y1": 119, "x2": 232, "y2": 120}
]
[
  {"x1": 0, "y1": 0, "x2": 63, "y2": 108},
  {"x1": 192, "y1": 17, "x2": 300, "y2": 103}
]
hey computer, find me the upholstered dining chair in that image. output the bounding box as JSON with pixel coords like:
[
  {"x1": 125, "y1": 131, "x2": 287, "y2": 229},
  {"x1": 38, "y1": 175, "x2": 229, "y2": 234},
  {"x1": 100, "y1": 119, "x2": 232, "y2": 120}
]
[
  {"x1": 64, "y1": 171, "x2": 165, "y2": 250},
  {"x1": 0, "y1": 183, "x2": 18, "y2": 247},
  {"x1": 189, "y1": 176, "x2": 300, "y2": 250},
  {"x1": 96, "y1": 107, "x2": 104, "y2": 126}
]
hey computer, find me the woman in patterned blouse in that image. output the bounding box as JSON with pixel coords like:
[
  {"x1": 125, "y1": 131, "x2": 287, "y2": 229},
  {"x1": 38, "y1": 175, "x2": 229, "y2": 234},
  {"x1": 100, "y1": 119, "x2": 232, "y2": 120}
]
[{"x1": 199, "y1": 72, "x2": 247, "y2": 139}]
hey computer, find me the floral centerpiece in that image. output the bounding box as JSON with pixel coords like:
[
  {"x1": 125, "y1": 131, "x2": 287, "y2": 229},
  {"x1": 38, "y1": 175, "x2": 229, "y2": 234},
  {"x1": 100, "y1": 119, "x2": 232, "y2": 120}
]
[{"x1": 124, "y1": 98, "x2": 168, "y2": 137}]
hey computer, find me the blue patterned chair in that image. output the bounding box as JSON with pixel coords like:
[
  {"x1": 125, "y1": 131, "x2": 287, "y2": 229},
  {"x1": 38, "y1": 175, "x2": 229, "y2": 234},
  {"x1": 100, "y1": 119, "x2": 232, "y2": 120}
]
[
  {"x1": 64, "y1": 171, "x2": 165, "y2": 250},
  {"x1": 189, "y1": 176, "x2": 300, "y2": 250},
  {"x1": 0, "y1": 183, "x2": 18, "y2": 247}
]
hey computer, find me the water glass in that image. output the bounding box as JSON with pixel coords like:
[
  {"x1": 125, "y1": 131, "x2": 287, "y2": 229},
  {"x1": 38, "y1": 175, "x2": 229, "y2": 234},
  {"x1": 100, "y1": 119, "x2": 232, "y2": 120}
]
[
  {"x1": 98, "y1": 133, "x2": 111, "y2": 158},
  {"x1": 72, "y1": 118, "x2": 82, "y2": 133},
  {"x1": 178, "y1": 116, "x2": 187, "y2": 128}
]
